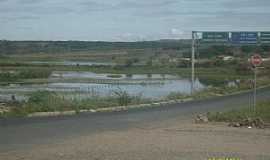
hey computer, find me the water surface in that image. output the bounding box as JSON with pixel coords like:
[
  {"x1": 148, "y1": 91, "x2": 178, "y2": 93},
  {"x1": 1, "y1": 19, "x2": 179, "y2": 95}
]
[
  {"x1": 0, "y1": 79, "x2": 205, "y2": 99},
  {"x1": 31, "y1": 61, "x2": 115, "y2": 66}
]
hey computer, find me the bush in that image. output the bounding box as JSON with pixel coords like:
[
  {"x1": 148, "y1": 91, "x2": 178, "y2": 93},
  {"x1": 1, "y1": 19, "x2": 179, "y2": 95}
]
[
  {"x1": 107, "y1": 74, "x2": 122, "y2": 78},
  {"x1": 235, "y1": 62, "x2": 252, "y2": 75},
  {"x1": 124, "y1": 58, "x2": 134, "y2": 67},
  {"x1": 207, "y1": 101, "x2": 270, "y2": 123},
  {"x1": 0, "y1": 72, "x2": 18, "y2": 82},
  {"x1": 0, "y1": 68, "x2": 52, "y2": 82},
  {"x1": 113, "y1": 89, "x2": 132, "y2": 106},
  {"x1": 19, "y1": 69, "x2": 52, "y2": 79},
  {"x1": 146, "y1": 59, "x2": 153, "y2": 67},
  {"x1": 25, "y1": 91, "x2": 72, "y2": 112},
  {"x1": 27, "y1": 91, "x2": 56, "y2": 104},
  {"x1": 167, "y1": 92, "x2": 187, "y2": 100}
]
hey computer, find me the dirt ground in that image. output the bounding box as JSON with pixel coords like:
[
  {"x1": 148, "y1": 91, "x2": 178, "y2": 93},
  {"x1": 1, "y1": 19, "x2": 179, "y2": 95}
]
[{"x1": 1, "y1": 118, "x2": 270, "y2": 160}]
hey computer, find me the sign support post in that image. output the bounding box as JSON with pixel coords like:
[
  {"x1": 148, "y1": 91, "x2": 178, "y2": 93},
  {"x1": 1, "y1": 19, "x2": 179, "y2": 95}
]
[
  {"x1": 191, "y1": 31, "x2": 195, "y2": 94},
  {"x1": 254, "y1": 66, "x2": 257, "y2": 113},
  {"x1": 250, "y1": 54, "x2": 262, "y2": 113}
]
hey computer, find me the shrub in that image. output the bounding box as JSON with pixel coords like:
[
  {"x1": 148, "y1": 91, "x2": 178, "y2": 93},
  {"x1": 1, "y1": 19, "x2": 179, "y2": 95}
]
[
  {"x1": 107, "y1": 74, "x2": 122, "y2": 78},
  {"x1": 207, "y1": 101, "x2": 270, "y2": 123},
  {"x1": 25, "y1": 91, "x2": 72, "y2": 112},
  {"x1": 0, "y1": 68, "x2": 52, "y2": 82},
  {"x1": 124, "y1": 58, "x2": 134, "y2": 67},
  {"x1": 167, "y1": 92, "x2": 187, "y2": 100},
  {"x1": 0, "y1": 72, "x2": 18, "y2": 82},
  {"x1": 113, "y1": 89, "x2": 132, "y2": 106},
  {"x1": 19, "y1": 69, "x2": 52, "y2": 79}
]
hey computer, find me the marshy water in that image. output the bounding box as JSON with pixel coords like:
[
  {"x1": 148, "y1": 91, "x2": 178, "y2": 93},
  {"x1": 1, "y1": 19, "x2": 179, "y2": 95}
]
[
  {"x1": 50, "y1": 71, "x2": 181, "y2": 80},
  {"x1": 30, "y1": 61, "x2": 115, "y2": 66},
  {"x1": 0, "y1": 71, "x2": 207, "y2": 100}
]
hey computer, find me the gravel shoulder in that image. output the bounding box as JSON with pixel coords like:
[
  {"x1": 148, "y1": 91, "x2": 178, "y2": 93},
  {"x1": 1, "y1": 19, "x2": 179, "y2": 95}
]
[{"x1": 1, "y1": 118, "x2": 270, "y2": 160}]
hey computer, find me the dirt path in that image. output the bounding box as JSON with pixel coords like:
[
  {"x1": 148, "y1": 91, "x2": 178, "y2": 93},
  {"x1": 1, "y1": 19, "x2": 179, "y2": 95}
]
[{"x1": 1, "y1": 118, "x2": 270, "y2": 160}]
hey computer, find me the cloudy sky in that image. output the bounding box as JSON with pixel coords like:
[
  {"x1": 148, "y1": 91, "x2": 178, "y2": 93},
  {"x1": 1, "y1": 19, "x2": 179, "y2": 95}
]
[{"x1": 0, "y1": 0, "x2": 270, "y2": 41}]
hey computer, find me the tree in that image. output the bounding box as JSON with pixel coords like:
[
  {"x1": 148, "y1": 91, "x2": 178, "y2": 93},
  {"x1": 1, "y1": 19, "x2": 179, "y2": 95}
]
[
  {"x1": 146, "y1": 58, "x2": 153, "y2": 67},
  {"x1": 124, "y1": 58, "x2": 134, "y2": 67}
]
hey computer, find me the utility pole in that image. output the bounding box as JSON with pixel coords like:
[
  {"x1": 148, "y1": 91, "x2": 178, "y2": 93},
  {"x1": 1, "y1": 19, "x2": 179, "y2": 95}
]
[{"x1": 191, "y1": 31, "x2": 195, "y2": 94}]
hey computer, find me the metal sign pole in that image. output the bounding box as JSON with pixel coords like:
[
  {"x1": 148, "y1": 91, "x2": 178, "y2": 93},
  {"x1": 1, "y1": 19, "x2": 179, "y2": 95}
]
[
  {"x1": 191, "y1": 31, "x2": 195, "y2": 94},
  {"x1": 250, "y1": 54, "x2": 262, "y2": 114},
  {"x1": 249, "y1": 79, "x2": 252, "y2": 113},
  {"x1": 253, "y1": 66, "x2": 257, "y2": 113}
]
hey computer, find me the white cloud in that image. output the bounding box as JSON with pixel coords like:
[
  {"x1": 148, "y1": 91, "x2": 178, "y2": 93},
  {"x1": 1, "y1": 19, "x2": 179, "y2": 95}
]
[
  {"x1": 1, "y1": 0, "x2": 270, "y2": 40},
  {"x1": 171, "y1": 28, "x2": 183, "y2": 35},
  {"x1": 115, "y1": 33, "x2": 147, "y2": 42}
]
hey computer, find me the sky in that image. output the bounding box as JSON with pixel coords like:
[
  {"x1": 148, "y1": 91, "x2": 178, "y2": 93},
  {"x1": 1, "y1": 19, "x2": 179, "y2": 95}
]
[{"x1": 0, "y1": 0, "x2": 270, "y2": 41}]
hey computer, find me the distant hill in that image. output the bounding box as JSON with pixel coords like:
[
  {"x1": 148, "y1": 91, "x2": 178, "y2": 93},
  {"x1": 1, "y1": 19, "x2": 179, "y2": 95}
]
[
  {"x1": 0, "y1": 40, "x2": 268, "y2": 58},
  {"x1": 0, "y1": 40, "x2": 191, "y2": 55}
]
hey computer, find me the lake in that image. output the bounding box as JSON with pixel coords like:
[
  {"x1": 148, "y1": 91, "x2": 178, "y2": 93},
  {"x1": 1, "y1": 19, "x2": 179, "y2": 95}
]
[{"x1": 0, "y1": 72, "x2": 206, "y2": 100}]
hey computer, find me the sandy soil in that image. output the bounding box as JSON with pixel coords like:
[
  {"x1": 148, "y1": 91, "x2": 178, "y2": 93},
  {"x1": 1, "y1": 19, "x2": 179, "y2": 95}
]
[{"x1": 1, "y1": 118, "x2": 270, "y2": 160}]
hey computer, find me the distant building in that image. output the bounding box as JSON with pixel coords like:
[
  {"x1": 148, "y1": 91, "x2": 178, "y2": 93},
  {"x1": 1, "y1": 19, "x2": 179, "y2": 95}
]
[{"x1": 217, "y1": 55, "x2": 234, "y2": 61}]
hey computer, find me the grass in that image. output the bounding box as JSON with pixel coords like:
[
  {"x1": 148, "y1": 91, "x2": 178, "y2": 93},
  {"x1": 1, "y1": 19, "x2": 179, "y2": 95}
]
[
  {"x1": 0, "y1": 56, "x2": 269, "y2": 117},
  {"x1": 0, "y1": 64, "x2": 252, "y2": 86},
  {"x1": 0, "y1": 90, "x2": 151, "y2": 117},
  {"x1": 107, "y1": 74, "x2": 122, "y2": 78},
  {"x1": 0, "y1": 68, "x2": 52, "y2": 83},
  {"x1": 0, "y1": 65, "x2": 248, "y2": 78},
  {"x1": 166, "y1": 85, "x2": 250, "y2": 101},
  {"x1": 207, "y1": 101, "x2": 270, "y2": 123},
  {"x1": 2, "y1": 82, "x2": 270, "y2": 118}
]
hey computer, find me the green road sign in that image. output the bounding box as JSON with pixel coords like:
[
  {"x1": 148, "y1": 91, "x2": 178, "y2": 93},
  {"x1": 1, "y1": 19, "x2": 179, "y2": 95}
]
[
  {"x1": 260, "y1": 32, "x2": 270, "y2": 43},
  {"x1": 202, "y1": 32, "x2": 229, "y2": 42}
]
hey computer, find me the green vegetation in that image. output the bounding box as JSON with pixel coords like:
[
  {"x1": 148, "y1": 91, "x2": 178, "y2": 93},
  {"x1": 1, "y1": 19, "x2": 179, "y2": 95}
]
[
  {"x1": 0, "y1": 40, "x2": 189, "y2": 54},
  {"x1": 0, "y1": 64, "x2": 248, "y2": 84},
  {"x1": 113, "y1": 89, "x2": 137, "y2": 106},
  {"x1": 207, "y1": 101, "x2": 270, "y2": 123},
  {"x1": 198, "y1": 44, "x2": 270, "y2": 58},
  {"x1": 166, "y1": 78, "x2": 270, "y2": 102},
  {"x1": 0, "y1": 68, "x2": 52, "y2": 83},
  {"x1": 0, "y1": 91, "x2": 151, "y2": 117},
  {"x1": 1, "y1": 77, "x2": 270, "y2": 118},
  {"x1": 0, "y1": 72, "x2": 18, "y2": 82},
  {"x1": 1, "y1": 41, "x2": 269, "y2": 64},
  {"x1": 166, "y1": 88, "x2": 228, "y2": 101},
  {"x1": 18, "y1": 69, "x2": 52, "y2": 79},
  {"x1": 0, "y1": 40, "x2": 269, "y2": 81},
  {"x1": 0, "y1": 40, "x2": 270, "y2": 118},
  {"x1": 107, "y1": 74, "x2": 122, "y2": 78},
  {"x1": 166, "y1": 92, "x2": 188, "y2": 100}
]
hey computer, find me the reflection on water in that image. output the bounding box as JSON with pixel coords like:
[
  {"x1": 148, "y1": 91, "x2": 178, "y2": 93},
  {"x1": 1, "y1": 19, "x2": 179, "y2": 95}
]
[
  {"x1": 0, "y1": 94, "x2": 27, "y2": 102},
  {"x1": 47, "y1": 79, "x2": 204, "y2": 98},
  {"x1": 0, "y1": 71, "x2": 241, "y2": 101},
  {"x1": 0, "y1": 79, "x2": 205, "y2": 99},
  {"x1": 51, "y1": 71, "x2": 179, "y2": 80},
  {"x1": 30, "y1": 61, "x2": 115, "y2": 66}
]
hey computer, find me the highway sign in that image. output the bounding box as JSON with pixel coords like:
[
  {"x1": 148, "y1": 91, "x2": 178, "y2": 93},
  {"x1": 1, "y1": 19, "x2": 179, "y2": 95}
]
[
  {"x1": 260, "y1": 32, "x2": 270, "y2": 43},
  {"x1": 202, "y1": 32, "x2": 229, "y2": 42},
  {"x1": 231, "y1": 32, "x2": 258, "y2": 44},
  {"x1": 251, "y1": 54, "x2": 262, "y2": 66}
]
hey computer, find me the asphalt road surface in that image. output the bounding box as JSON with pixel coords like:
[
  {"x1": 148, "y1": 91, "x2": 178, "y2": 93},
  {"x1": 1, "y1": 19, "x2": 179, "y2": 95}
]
[{"x1": 1, "y1": 88, "x2": 270, "y2": 153}]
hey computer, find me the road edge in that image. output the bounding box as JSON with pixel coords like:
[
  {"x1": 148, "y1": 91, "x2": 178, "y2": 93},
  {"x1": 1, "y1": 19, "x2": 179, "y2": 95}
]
[{"x1": 26, "y1": 85, "x2": 270, "y2": 118}]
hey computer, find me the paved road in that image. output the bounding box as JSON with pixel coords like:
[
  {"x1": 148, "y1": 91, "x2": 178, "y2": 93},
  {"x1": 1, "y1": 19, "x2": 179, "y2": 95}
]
[{"x1": 1, "y1": 88, "x2": 270, "y2": 152}]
